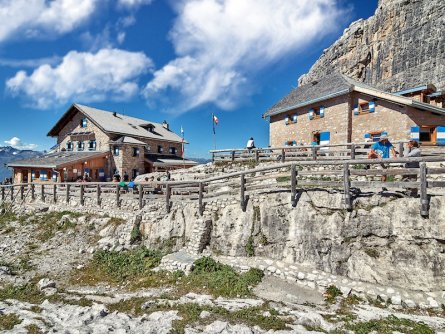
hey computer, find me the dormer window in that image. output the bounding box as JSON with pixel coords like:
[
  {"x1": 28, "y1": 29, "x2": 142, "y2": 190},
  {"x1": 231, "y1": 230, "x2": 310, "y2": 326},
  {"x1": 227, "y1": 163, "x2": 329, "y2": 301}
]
[
  {"x1": 66, "y1": 141, "x2": 73, "y2": 151},
  {"x1": 113, "y1": 146, "x2": 119, "y2": 156},
  {"x1": 77, "y1": 141, "x2": 84, "y2": 151},
  {"x1": 80, "y1": 118, "x2": 88, "y2": 128},
  {"x1": 158, "y1": 145, "x2": 163, "y2": 153}
]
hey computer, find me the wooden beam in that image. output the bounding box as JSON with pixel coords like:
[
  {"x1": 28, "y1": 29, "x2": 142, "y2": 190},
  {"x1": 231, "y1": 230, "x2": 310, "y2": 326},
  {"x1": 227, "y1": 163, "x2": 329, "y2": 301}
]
[
  {"x1": 20, "y1": 185, "x2": 24, "y2": 201},
  {"x1": 343, "y1": 163, "x2": 352, "y2": 211},
  {"x1": 240, "y1": 173, "x2": 246, "y2": 211},
  {"x1": 350, "y1": 143, "x2": 356, "y2": 160},
  {"x1": 420, "y1": 162, "x2": 429, "y2": 217},
  {"x1": 40, "y1": 185, "x2": 45, "y2": 202},
  {"x1": 31, "y1": 184, "x2": 35, "y2": 200},
  {"x1": 80, "y1": 185, "x2": 85, "y2": 206},
  {"x1": 66, "y1": 184, "x2": 70, "y2": 203},
  {"x1": 53, "y1": 184, "x2": 57, "y2": 203},
  {"x1": 198, "y1": 182, "x2": 204, "y2": 216},
  {"x1": 291, "y1": 164, "x2": 297, "y2": 207},
  {"x1": 116, "y1": 184, "x2": 120, "y2": 208},
  {"x1": 138, "y1": 185, "x2": 143, "y2": 209},
  {"x1": 166, "y1": 184, "x2": 171, "y2": 213},
  {"x1": 97, "y1": 184, "x2": 101, "y2": 205}
]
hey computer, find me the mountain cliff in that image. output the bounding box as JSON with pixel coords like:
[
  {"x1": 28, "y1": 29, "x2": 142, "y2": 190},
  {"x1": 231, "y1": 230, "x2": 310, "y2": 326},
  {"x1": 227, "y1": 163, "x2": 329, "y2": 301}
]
[{"x1": 299, "y1": 0, "x2": 445, "y2": 92}]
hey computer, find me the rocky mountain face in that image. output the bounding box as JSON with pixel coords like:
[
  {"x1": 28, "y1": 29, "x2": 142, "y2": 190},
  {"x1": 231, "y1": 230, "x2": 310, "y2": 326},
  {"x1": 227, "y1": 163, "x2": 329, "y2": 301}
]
[
  {"x1": 299, "y1": 0, "x2": 445, "y2": 92},
  {"x1": 0, "y1": 146, "x2": 43, "y2": 181}
]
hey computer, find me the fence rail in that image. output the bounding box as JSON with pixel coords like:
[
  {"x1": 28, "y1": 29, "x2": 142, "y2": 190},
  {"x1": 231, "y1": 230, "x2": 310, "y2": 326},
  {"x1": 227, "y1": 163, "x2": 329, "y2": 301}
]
[
  {"x1": 210, "y1": 142, "x2": 445, "y2": 163},
  {"x1": 1, "y1": 157, "x2": 445, "y2": 217}
]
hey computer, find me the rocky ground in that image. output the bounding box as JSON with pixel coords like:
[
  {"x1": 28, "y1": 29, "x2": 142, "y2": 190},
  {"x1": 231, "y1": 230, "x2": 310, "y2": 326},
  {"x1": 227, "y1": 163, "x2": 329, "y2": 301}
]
[{"x1": 1, "y1": 206, "x2": 445, "y2": 333}]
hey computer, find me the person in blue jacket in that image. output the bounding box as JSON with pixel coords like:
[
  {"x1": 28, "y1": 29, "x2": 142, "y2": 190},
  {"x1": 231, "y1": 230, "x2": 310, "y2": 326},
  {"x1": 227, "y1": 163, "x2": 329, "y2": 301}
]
[{"x1": 368, "y1": 134, "x2": 397, "y2": 181}]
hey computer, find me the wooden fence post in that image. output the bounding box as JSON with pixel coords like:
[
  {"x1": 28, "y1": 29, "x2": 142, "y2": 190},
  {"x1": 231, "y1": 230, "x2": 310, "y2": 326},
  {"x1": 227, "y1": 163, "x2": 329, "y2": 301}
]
[
  {"x1": 166, "y1": 184, "x2": 171, "y2": 213},
  {"x1": 53, "y1": 184, "x2": 57, "y2": 203},
  {"x1": 240, "y1": 174, "x2": 246, "y2": 211},
  {"x1": 343, "y1": 163, "x2": 352, "y2": 210},
  {"x1": 97, "y1": 184, "x2": 101, "y2": 205},
  {"x1": 31, "y1": 184, "x2": 35, "y2": 200},
  {"x1": 399, "y1": 142, "x2": 404, "y2": 157},
  {"x1": 41, "y1": 184, "x2": 45, "y2": 202},
  {"x1": 198, "y1": 182, "x2": 204, "y2": 216},
  {"x1": 10, "y1": 186, "x2": 14, "y2": 201},
  {"x1": 255, "y1": 150, "x2": 259, "y2": 162},
  {"x1": 420, "y1": 162, "x2": 429, "y2": 217},
  {"x1": 312, "y1": 146, "x2": 317, "y2": 160},
  {"x1": 20, "y1": 185, "x2": 24, "y2": 201},
  {"x1": 291, "y1": 164, "x2": 297, "y2": 207},
  {"x1": 212, "y1": 152, "x2": 215, "y2": 163},
  {"x1": 350, "y1": 144, "x2": 356, "y2": 160},
  {"x1": 281, "y1": 149, "x2": 285, "y2": 163},
  {"x1": 116, "y1": 184, "x2": 120, "y2": 208},
  {"x1": 1, "y1": 187, "x2": 4, "y2": 201},
  {"x1": 138, "y1": 185, "x2": 143, "y2": 209},
  {"x1": 231, "y1": 151, "x2": 235, "y2": 162},
  {"x1": 66, "y1": 184, "x2": 70, "y2": 203},
  {"x1": 80, "y1": 185, "x2": 85, "y2": 206}
]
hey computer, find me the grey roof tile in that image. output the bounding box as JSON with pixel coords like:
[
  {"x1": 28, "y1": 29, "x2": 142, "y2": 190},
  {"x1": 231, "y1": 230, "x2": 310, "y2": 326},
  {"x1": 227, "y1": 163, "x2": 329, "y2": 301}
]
[{"x1": 8, "y1": 151, "x2": 107, "y2": 168}]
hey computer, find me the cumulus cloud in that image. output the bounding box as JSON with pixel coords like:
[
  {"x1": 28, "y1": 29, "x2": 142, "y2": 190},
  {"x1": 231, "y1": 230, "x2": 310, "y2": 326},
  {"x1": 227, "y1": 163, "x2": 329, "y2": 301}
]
[
  {"x1": 144, "y1": 0, "x2": 345, "y2": 113},
  {"x1": 0, "y1": 0, "x2": 98, "y2": 43},
  {"x1": 6, "y1": 48, "x2": 154, "y2": 109},
  {"x1": 5, "y1": 137, "x2": 38, "y2": 150}
]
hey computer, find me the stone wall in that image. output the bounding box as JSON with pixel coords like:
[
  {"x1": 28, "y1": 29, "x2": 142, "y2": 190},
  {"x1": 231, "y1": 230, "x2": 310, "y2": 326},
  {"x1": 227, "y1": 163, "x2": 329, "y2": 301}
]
[
  {"x1": 12, "y1": 187, "x2": 445, "y2": 294},
  {"x1": 299, "y1": 0, "x2": 445, "y2": 92},
  {"x1": 269, "y1": 95, "x2": 350, "y2": 146}
]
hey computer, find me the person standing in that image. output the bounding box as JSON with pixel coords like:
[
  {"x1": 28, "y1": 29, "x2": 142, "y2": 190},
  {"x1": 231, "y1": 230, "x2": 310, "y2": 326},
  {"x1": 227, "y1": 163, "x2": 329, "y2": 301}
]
[
  {"x1": 368, "y1": 134, "x2": 397, "y2": 181},
  {"x1": 246, "y1": 137, "x2": 255, "y2": 151},
  {"x1": 403, "y1": 140, "x2": 421, "y2": 196}
]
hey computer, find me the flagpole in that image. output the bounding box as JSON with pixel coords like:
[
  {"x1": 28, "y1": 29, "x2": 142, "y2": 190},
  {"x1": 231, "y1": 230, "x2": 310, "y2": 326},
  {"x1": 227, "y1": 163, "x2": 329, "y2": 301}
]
[
  {"x1": 212, "y1": 113, "x2": 216, "y2": 150},
  {"x1": 181, "y1": 126, "x2": 185, "y2": 169}
]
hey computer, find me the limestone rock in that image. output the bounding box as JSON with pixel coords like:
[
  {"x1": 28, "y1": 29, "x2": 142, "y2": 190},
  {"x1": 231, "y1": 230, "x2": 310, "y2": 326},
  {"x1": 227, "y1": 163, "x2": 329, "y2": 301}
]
[
  {"x1": 37, "y1": 278, "x2": 56, "y2": 291},
  {"x1": 299, "y1": 0, "x2": 445, "y2": 92}
]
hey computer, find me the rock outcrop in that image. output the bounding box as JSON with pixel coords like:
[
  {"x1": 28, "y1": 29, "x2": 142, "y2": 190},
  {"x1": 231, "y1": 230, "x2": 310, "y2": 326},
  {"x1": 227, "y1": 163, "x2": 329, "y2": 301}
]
[{"x1": 299, "y1": 0, "x2": 445, "y2": 92}]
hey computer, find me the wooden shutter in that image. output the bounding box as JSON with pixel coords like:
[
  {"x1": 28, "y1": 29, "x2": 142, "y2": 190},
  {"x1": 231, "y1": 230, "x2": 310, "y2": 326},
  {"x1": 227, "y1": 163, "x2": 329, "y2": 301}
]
[{"x1": 319, "y1": 106, "x2": 325, "y2": 118}]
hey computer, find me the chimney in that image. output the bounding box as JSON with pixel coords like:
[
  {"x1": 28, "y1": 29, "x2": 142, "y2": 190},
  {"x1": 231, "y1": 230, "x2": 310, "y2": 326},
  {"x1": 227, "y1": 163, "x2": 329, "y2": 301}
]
[{"x1": 162, "y1": 120, "x2": 169, "y2": 130}]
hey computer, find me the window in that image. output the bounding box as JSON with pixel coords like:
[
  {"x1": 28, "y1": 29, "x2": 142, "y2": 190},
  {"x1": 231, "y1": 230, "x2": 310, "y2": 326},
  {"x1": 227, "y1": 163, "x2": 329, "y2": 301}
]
[
  {"x1": 368, "y1": 131, "x2": 386, "y2": 142},
  {"x1": 113, "y1": 146, "x2": 120, "y2": 156},
  {"x1": 169, "y1": 147, "x2": 177, "y2": 155},
  {"x1": 39, "y1": 170, "x2": 48, "y2": 181},
  {"x1": 66, "y1": 141, "x2": 73, "y2": 151},
  {"x1": 80, "y1": 118, "x2": 88, "y2": 128},
  {"x1": 308, "y1": 106, "x2": 325, "y2": 120},
  {"x1": 133, "y1": 147, "x2": 140, "y2": 157},
  {"x1": 419, "y1": 127, "x2": 435, "y2": 143},
  {"x1": 88, "y1": 140, "x2": 96, "y2": 151},
  {"x1": 313, "y1": 132, "x2": 321, "y2": 145},
  {"x1": 77, "y1": 141, "x2": 84, "y2": 151},
  {"x1": 132, "y1": 169, "x2": 139, "y2": 179},
  {"x1": 158, "y1": 145, "x2": 163, "y2": 153},
  {"x1": 355, "y1": 101, "x2": 376, "y2": 115}
]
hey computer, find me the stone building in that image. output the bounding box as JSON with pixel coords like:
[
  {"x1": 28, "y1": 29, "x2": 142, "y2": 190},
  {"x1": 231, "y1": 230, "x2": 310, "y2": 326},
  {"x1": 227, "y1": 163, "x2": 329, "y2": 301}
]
[
  {"x1": 9, "y1": 104, "x2": 197, "y2": 183},
  {"x1": 263, "y1": 73, "x2": 445, "y2": 147}
]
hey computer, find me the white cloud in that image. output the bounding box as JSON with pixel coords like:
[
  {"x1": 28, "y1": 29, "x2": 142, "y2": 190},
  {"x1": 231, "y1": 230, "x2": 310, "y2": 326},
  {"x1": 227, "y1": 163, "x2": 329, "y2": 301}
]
[
  {"x1": 6, "y1": 48, "x2": 154, "y2": 108},
  {"x1": 117, "y1": 31, "x2": 126, "y2": 44},
  {"x1": 0, "y1": 56, "x2": 61, "y2": 68},
  {"x1": 5, "y1": 137, "x2": 38, "y2": 150},
  {"x1": 144, "y1": 0, "x2": 345, "y2": 113},
  {"x1": 0, "y1": 0, "x2": 98, "y2": 43},
  {"x1": 117, "y1": 0, "x2": 153, "y2": 9}
]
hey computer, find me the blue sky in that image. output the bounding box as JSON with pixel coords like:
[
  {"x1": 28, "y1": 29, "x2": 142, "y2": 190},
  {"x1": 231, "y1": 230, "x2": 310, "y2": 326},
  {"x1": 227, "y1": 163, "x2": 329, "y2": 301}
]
[{"x1": 0, "y1": 0, "x2": 378, "y2": 158}]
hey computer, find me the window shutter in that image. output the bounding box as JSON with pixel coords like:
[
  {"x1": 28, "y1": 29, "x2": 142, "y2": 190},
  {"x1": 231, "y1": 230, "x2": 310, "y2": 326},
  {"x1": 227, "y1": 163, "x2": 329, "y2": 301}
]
[
  {"x1": 292, "y1": 114, "x2": 297, "y2": 123},
  {"x1": 353, "y1": 104, "x2": 359, "y2": 116},
  {"x1": 381, "y1": 131, "x2": 388, "y2": 136},
  {"x1": 284, "y1": 116, "x2": 289, "y2": 125},
  {"x1": 292, "y1": 140, "x2": 297, "y2": 146},
  {"x1": 284, "y1": 141, "x2": 288, "y2": 146},
  {"x1": 93, "y1": 141, "x2": 97, "y2": 149},
  {"x1": 52, "y1": 174, "x2": 57, "y2": 181},
  {"x1": 410, "y1": 126, "x2": 420, "y2": 141},
  {"x1": 369, "y1": 101, "x2": 376, "y2": 113},
  {"x1": 364, "y1": 133, "x2": 371, "y2": 139},
  {"x1": 319, "y1": 106, "x2": 325, "y2": 118},
  {"x1": 308, "y1": 109, "x2": 314, "y2": 120},
  {"x1": 437, "y1": 126, "x2": 445, "y2": 146}
]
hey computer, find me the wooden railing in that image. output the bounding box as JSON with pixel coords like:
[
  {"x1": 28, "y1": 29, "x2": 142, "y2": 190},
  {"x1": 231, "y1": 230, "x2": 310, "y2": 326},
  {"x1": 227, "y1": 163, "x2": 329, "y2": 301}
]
[
  {"x1": 210, "y1": 141, "x2": 445, "y2": 163},
  {"x1": 1, "y1": 157, "x2": 445, "y2": 217}
]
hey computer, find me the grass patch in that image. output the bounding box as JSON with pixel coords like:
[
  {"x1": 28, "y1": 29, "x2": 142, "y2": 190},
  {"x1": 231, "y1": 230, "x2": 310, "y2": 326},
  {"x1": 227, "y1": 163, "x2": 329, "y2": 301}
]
[
  {"x1": 276, "y1": 176, "x2": 290, "y2": 183},
  {"x1": 0, "y1": 283, "x2": 45, "y2": 304},
  {"x1": 0, "y1": 313, "x2": 22, "y2": 331},
  {"x1": 28, "y1": 211, "x2": 83, "y2": 242},
  {"x1": 25, "y1": 324, "x2": 44, "y2": 334},
  {"x1": 182, "y1": 257, "x2": 264, "y2": 298},
  {"x1": 245, "y1": 236, "x2": 255, "y2": 257},
  {"x1": 73, "y1": 246, "x2": 163, "y2": 285},
  {"x1": 364, "y1": 248, "x2": 379, "y2": 259},
  {"x1": 345, "y1": 315, "x2": 434, "y2": 334},
  {"x1": 324, "y1": 285, "x2": 343, "y2": 304}
]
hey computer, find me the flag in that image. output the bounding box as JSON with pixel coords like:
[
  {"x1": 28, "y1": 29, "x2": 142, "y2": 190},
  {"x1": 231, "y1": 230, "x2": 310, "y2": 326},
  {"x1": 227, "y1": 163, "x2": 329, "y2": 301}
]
[{"x1": 212, "y1": 113, "x2": 218, "y2": 135}]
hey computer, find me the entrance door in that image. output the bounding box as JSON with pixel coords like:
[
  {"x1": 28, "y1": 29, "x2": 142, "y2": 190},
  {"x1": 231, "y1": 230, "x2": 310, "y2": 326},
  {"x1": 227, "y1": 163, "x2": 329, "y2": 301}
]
[{"x1": 419, "y1": 126, "x2": 436, "y2": 145}]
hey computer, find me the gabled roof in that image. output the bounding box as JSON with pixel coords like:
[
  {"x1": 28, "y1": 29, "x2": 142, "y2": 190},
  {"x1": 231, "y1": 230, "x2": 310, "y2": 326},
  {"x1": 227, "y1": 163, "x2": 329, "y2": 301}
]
[
  {"x1": 8, "y1": 151, "x2": 108, "y2": 169},
  {"x1": 263, "y1": 73, "x2": 445, "y2": 118},
  {"x1": 48, "y1": 104, "x2": 185, "y2": 144}
]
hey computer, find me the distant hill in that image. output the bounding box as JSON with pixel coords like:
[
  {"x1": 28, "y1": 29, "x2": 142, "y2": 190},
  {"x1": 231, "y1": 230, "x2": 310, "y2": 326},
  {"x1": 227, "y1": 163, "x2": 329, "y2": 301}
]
[
  {"x1": 0, "y1": 146, "x2": 44, "y2": 182},
  {"x1": 190, "y1": 157, "x2": 212, "y2": 165}
]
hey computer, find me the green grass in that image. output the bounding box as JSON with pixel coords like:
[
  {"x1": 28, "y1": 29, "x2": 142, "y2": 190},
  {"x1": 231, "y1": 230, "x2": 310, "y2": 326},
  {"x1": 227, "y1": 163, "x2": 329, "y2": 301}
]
[
  {"x1": 364, "y1": 248, "x2": 379, "y2": 259},
  {"x1": 345, "y1": 315, "x2": 434, "y2": 334},
  {"x1": 324, "y1": 285, "x2": 343, "y2": 304},
  {"x1": 245, "y1": 236, "x2": 255, "y2": 257},
  {"x1": 0, "y1": 283, "x2": 46, "y2": 304},
  {"x1": 276, "y1": 176, "x2": 291, "y2": 183},
  {"x1": 0, "y1": 313, "x2": 22, "y2": 331},
  {"x1": 25, "y1": 324, "x2": 44, "y2": 334}
]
